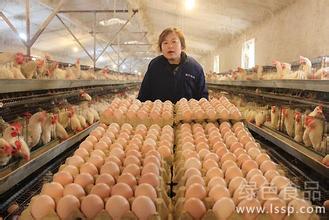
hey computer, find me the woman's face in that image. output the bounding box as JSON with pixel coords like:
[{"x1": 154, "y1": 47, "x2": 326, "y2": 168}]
[{"x1": 161, "y1": 32, "x2": 182, "y2": 64}]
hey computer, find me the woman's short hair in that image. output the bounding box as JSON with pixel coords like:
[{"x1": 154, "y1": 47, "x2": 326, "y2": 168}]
[{"x1": 158, "y1": 27, "x2": 186, "y2": 52}]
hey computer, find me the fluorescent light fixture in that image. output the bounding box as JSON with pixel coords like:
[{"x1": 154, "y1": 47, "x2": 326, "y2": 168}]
[
  {"x1": 19, "y1": 33, "x2": 27, "y2": 40},
  {"x1": 99, "y1": 18, "x2": 127, "y2": 26},
  {"x1": 134, "y1": 70, "x2": 138, "y2": 74},
  {"x1": 185, "y1": 0, "x2": 195, "y2": 10},
  {"x1": 124, "y1": 40, "x2": 144, "y2": 45},
  {"x1": 73, "y1": 47, "x2": 79, "y2": 52}
]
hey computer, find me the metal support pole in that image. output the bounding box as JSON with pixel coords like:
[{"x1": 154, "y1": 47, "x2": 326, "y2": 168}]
[
  {"x1": 93, "y1": 12, "x2": 96, "y2": 69},
  {"x1": 0, "y1": 12, "x2": 28, "y2": 48},
  {"x1": 96, "y1": 9, "x2": 138, "y2": 62},
  {"x1": 26, "y1": 0, "x2": 31, "y2": 56},
  {"x1": 56, "y1": 14, "x2": 94, "y2": 61},
  {"x1": 29, "y1": 0, "x2": 67, "y2": 47}
]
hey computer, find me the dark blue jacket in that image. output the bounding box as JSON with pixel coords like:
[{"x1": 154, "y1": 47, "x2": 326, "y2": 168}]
[{"x1": 137, "y1": 52, "x2": 208, "y2": 103}]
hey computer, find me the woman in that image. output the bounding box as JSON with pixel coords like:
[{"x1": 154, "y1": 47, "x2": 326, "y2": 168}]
[{"x1": 137, "y1": 27, "x2": 208, "y2": 103}]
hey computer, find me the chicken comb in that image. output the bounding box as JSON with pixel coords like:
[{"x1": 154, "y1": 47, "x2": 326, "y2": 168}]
[{"x1": 318, "y1": 105, "x2": 323, "y2": 111}]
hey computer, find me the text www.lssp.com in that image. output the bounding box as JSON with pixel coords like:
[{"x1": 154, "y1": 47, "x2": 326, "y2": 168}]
[{"x1": 236, "y1": 204, "x2": 325, "y2": 216}]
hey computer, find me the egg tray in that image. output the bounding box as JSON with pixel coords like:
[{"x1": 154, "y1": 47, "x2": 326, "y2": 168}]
[
  {"x1": 174, "y1": 114, "x2": 243, "y2": 125},
  {"x1": 19, "y1": 196, "x2": 172, "y2": 220}
]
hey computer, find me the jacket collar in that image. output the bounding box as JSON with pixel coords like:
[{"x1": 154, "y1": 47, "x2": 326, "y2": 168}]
[{"x1": 160, "y1": 51, "x2": 188, "y2": 66}]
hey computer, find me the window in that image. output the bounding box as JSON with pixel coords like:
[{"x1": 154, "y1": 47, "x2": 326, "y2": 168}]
[
  {"x1": 241, "y1": 38, "x2": 255, "y2": 69},
  {"x1": 213, "y1": 55, "x2": 220, "y2": 73}
]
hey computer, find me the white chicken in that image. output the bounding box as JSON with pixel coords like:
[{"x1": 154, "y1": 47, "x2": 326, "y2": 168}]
[
  {"x1": 50, "y1": 114, "x2": 69, "y2": 140},
  {"x1": 27, "y1": 111, "x2": 47, "y2": 148},
  {"x1": 2, "y1": 123, "x2": 30, "y2": 161},
  {"x1": 68, "y1": 107, "x2": 83, "y2": 132},
  {"x1": 294, "y1": 111, "x2": 303, "y2": 143},
  {"x1": 255, "y1": 109, "x2": 267, "y2": 126},
  {"x1": 283, "y1": 107, "x2": 295, "y2": 137},
  {"x1": 41, "y1": 113, "x2": 55, "y2": 145},
  {"x1": 270, "y1": 106, "x2": 280, "y2": 130},
  {"x1": 15, "y1": 53, "x2": 36, "y2": 79},
  {"x1": 0, "y1": 138, "x2": 13, "y2": 166},
  {"x1": 303, "y1": 106, "x2": 325, "y2": 151}
]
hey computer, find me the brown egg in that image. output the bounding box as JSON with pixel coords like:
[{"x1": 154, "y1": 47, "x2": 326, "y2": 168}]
[
  {"x1": 186, "y1": 175, "x2": 205, "y2": 186},
  {"x1": 184, "y1": 158, "x2": 202, "y2": 170},
  {"x1": 41, "y1": 182, "x2": 64, "y2": 202},
  {"x1": 90, "y1": 183, "x2": 111, "y2": 199},
  {"x1": 237, "y1": 198, "x2": 262, "y2": 220},
  {"x1": 215, "y1": 147, "x2": 229, "y2": 158},
  {"x1": 80, "y1": 162, "x2": 98, "y2": 176},
  {"x1": 237, "y1": 153, "x2": 252, "y2": 167},
  {"x1": 221, "y1": 160, "x2": 238, "y2": 173},
  {"x1": 142, "y1": 163, "x2": 159, "y2": 176},
  {"x1": 74, "y1": 173, "x2": 94, "y2": 188},
  {"x1": 56, "y1": 195, "x2": 80, "y2": 220},
  {"x1": 204, "y1": 153, "x2": 219, "y2": 163},
  {"x1": 206, "y1": 167, "x2": 224, "y2": 182},
  {"x1": 244, "y1": 141, "x2": 258, "y2": 150},
  {"x1": 213, "y1": 141, "x2": 227, "y2": 151},
  {"x1": 94, "y1": 141, "x2": 108, "y2": 152},
  {"x1": 124, "y1": 155, "x2": 141, "y2": 167},
  {"x1": 96, "y1": 173, "x2": 115, "y2": 187},
  {"x1": 61, "y1": 165, "x2": 79, "y2": 177},
  {"x1": 183, "y1": 198, "x2": 206, "y2": 219},
  {"x1": 255, "y1": 153, "x2": 271, "y2": 166},
  {"x1": 90, "y1": 130, "x2": 103, "y2": 140},
  {"x1": 88, "y1": 155, "x2": 105, "y2": 169},
  {"x1": 99, "y1": 123, "x2": 108, "y2": 130},
  {"x1": 85, "y1": 136, "x2": 98, "y2": 145},
  {"x1": 100, "y1": 161, "x2": 120, "y2": 178},
  {"x1": 212, "y1": 197, "x2": 235, "y2": 220},
  {"x1": 53, "y1": 171, "x2": 73, "y2": 186},
  {"x1": 126, "y1": 149, "x2": 142, "y2": 159},
  {"x1": 111, "y1": 183, "x2": 133, "y2": 199},
  {"x1": 264, "y1": 170, "x2": 280, "y2": 182},
  {"x1": 185, "y1": 183, "x2": 207, "y2": 200},
  {"x1": 263, "y1": 198, "x2": 286, "y2": 220},
  {"x1": 182, "y1": 142, "x2": 196, "y2": 151},
  {"x1": 74, "y1": 148, "x2": 89, "y2": 159},
  {"x1": 122, "y1": 164, "x2": 141, "y2": 177},
  {"x1": 91, "y1": 149, "x2": 106, "y2": 159},
  {"x1": 233, "y1": 188, "x2": 253, "y2": 205},
  {"x1": 246, "y1": 168, "x2": 263, "y2": 181},
  {"x1": 110, "y1": 142, "x2": 124, "y2": 151},
  {"x1": 260, "y1": 160, "x2": 277, "y2": 173},
  {"x1": 105, "y1": 155, "x2": 122, "y2": 167},
  {"x1": 145, "y1": 150, "x2": 161, "y2": 161},
  {"x1": 81, "y1": 194, "x2": 104, "y2": 219},
  {"x1": 198, "y1": 149, "x2": 211, "y2": 160},
  {"x1": 208, "y1": 176, "x2": 227, "y2": 190},
  {"x1": 225, "y1": 166, "x2": 243, "y2": 182},
  {"x1": 30, "y1": 195, "x2": 55, "y2": 219},
  {"x1": 241, "y1": 159, "x2": 258, "y2": 175},
  {"x1": 143, "y1": 155, "x2": 161, "y2": 167},
  {"x1": 110, "y1": 148, "x2": 125, "y2": 161},
  {"x1": 230, "y1": 142, "x2": 244, "y2": 153},
  {"x1": 209, "y1": 185, "x2": 230, "y2": 201},
  {"x1": 135, "y1": 183, "x2": 157, "y2": 201},
  {"x1": 248, "y1": 147, "x2": 261, "y2": 160},
  {"x1": 228, "y1": 176, "x2": 247, "y2": 194},
  {"x1": 105, "y1": 131, "x2": 116, "y2": 141},
  {"x1": 117, "y1": 173, "x2": 137, "y2": 188},
  {"x1": 225, "y1": 135, "x2": 239, "y2": 148},
  {"x1": 139, "y1": 173, "x2": 160, "y2": 188},
  {"x1": 203, "y1": 159, "x2": 219, "y2": 171},
  {"x1": 221, "y1": 152, "x2": 237, "y2": 164},
  {"x1": 132, "y1": 196, "x2": 157, "y2": 220},
  {"x1": 271, "y1": 176, "x2": 291, "y2": 191},
  {"x1": 184, "y1": 167, "x2": 202, "y2": 179},
  {"x1": 249, "y1": 174, "x2": 268, "y2": 189},
  {"x1": 105, "y1": 195, "x2": 130, "y2": 220},
  {"x1": 63, "y1": 183, "x2": 85, "y2": 198}
]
